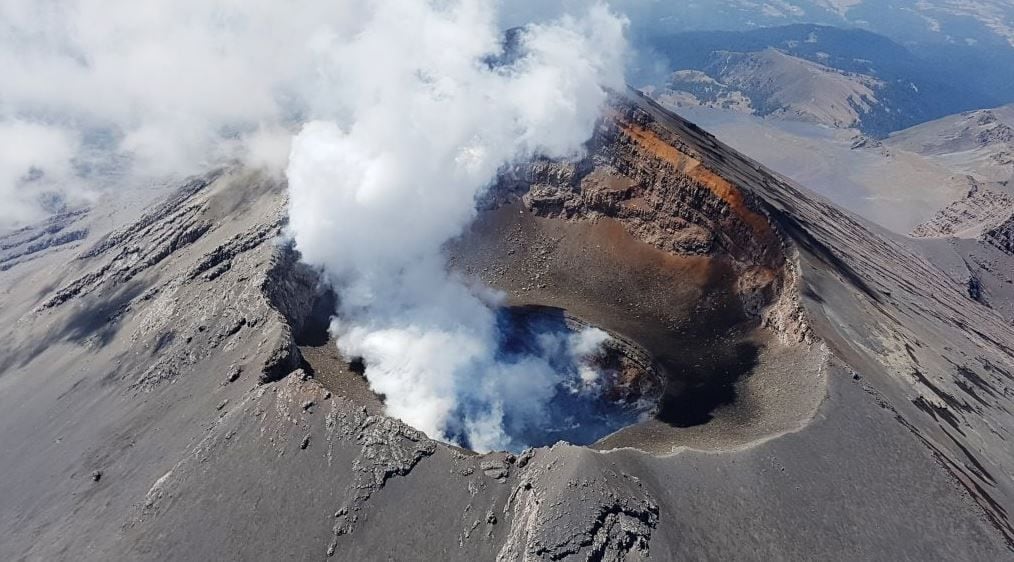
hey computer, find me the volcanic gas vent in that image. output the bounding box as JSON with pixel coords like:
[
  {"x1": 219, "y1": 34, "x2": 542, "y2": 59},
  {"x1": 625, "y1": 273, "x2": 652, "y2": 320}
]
[{"x1": 456, "y1": 305, "x2": 662, "y2": 450}]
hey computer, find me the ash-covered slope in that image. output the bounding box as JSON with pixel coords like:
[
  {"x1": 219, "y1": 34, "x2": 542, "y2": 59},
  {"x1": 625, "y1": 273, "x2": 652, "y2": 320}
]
[
  {"x1": 910, "y1": 181, "x2": 1014, "y2": 326},
  {"x1": 650, "y1": 107, "x2": 978, "y2": 234},
  {"x1": 1, "y1": 90, "x2": 1013, "y2": 560}
]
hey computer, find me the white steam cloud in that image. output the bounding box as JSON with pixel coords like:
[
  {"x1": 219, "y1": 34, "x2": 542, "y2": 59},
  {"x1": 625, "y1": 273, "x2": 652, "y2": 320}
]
[
  {"x1": 0, "y1": 0, "x2": 630, "y2": 233},
  {"x1": 286, "y1": 2, "x2": 627, "y2": 451},
  {"x1": 4, "y1": 0, "x2": 628, "y2": 451}
]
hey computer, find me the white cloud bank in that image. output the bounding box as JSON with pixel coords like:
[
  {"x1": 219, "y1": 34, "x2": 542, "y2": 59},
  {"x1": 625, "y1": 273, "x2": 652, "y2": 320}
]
[
  {"x1": 286, "y1": 1, "x2": 628, "y2": 451},
  {"x1": 0, "y1": 0, "x2": 397, "y2": 228}
]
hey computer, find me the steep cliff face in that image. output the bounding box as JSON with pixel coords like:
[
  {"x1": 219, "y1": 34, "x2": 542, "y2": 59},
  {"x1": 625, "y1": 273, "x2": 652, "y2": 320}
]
[
  {"x1": 504, "y1": 105, "x2": 782, "y2": 266},
  {"x1": 488, "y1": 98, "x2": 791, "y2": 332},
  {"x1": 911, "y1": 184, "x2": 1014, "y2": 240},
  {"x1": 985, "y1": 215, "x2": 1014, "y2": 255},
  {"x1": 1, "y1": 90, "x2": 1013, "y2": 560}
]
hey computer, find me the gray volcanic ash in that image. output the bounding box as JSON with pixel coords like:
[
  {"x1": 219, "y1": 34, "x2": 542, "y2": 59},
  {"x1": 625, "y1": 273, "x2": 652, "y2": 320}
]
[
  {"x1": 2, "y1": 2, "x2": 1014, "y2": 561},
  {"x1": 2, "y1": 88, "x2": 1013, "y2": 562}
]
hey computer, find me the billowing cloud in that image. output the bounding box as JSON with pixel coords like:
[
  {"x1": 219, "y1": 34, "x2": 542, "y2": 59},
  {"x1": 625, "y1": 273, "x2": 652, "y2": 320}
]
[
  {"x1": 0, "y1": 121, "x2": 82, "y2": 226},
  {"x1": 0, "y1": 0, "x2": 377, "y2": 228},
  {"x1": 0, "y1": 0, "x2": 634, "y2": 231},
  {"x1": 3, "y1": 0, "x2": 631, "y2": 451},
  {"x1": 286, "y1": 1, "x2": 628, "y2": 451}
]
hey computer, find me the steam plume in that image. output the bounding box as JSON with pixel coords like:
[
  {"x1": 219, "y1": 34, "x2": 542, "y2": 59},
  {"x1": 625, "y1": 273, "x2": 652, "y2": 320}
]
[
  {"x1": 0, "y1": 0, "x2": 647, "y2": 231},
  {"x1": 3, "y1": 0, "x2": 629, "y2": 451},
  {"x1": 286, "y1": 2, "x2": 627, "y2": 451}
]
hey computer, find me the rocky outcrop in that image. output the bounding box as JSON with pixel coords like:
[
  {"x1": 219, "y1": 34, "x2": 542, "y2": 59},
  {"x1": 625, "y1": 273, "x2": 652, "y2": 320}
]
[
  {"x1": 39, "y1": 175, "x2": 220, "y2": 310},
  {"x1": 498, "y1": 446, "x2": 658, "y2": 562},
  {"x1": 0, "y1": 209, "x2": 89, "y2": 271},
  {"x1": 325, "y1": 404, "x2": 437, "y2": 556},
  {"x1": 80, "y1": 173, "x2": 220, "y2": 260},
  {"x1": 983, "y1": 215, "x2": 1014, "y2": 255},
  {"x1": 911, "y1": 183, "x2": 1014, "y2": 262},
  {"x1": 910, "y1": 183, "x2": 1014, "y2": 240}
]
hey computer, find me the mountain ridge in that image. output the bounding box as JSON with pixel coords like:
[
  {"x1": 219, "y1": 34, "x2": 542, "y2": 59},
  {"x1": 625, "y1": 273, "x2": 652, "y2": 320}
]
[{"x1": 642, "y1": 24, "x2": 1014, "y2": 136}]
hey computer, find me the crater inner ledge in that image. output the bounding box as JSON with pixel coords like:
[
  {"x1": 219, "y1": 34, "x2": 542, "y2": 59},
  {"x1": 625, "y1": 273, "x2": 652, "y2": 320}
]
[{"x1": 444, "y1": 198, "x2": 826, "y2": 454}]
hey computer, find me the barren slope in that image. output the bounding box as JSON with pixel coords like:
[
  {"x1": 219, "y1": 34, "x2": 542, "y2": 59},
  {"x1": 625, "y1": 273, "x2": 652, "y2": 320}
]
[{"x1": 0, "y1": 90, "x2": 1012, "y2": 560}]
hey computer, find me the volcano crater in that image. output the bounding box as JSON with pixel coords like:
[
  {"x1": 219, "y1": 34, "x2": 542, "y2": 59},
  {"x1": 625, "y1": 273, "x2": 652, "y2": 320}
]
[
  {"x1": 443, "y1": 188, "x2": 824, "y2": 453},
  {"x1": 298, "y1": 106, "x2": 827, "y2": 454}
]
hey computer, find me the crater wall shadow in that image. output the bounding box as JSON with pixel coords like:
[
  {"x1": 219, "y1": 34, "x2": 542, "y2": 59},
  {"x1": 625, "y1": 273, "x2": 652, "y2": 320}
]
[{"x1": 0, "y1": 280, "x2": 148, "y2": 374}]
